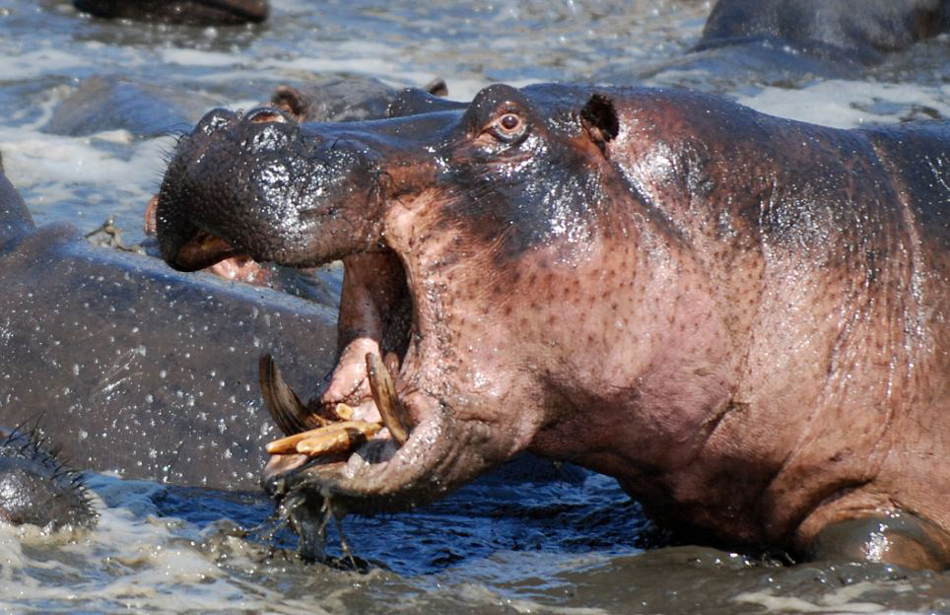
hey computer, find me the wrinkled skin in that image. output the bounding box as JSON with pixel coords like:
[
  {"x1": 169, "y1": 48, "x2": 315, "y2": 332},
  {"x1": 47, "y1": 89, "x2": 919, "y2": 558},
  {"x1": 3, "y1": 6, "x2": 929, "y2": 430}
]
[
  {"x1": 0, "y1": 159, "x2": 337, "y2": 490},
  {"x1": 156, "y1": 84, "x2": 950, "y2": 569},
  {"x1": 72, "y1": 0, "x2": 268, "y2": 25},
  {"x1": 0, "y1": 427, "x2": 96, "y2": 532}
]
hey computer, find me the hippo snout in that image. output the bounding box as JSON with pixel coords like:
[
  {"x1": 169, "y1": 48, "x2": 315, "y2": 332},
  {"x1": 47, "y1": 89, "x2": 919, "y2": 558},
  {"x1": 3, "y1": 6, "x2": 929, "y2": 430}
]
[{"x1": 156, "y1": 106, "x2": 390, "y2": 271}]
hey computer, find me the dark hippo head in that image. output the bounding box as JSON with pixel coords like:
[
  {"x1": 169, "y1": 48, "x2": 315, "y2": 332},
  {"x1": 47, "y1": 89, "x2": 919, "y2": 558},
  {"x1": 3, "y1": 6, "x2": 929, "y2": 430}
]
[
  {"x1": 156, "y1": 83, "x2": 625, "y2": 514},
  {"x1": 0, "y1": 428, "x2": 96, "y2": 531}
]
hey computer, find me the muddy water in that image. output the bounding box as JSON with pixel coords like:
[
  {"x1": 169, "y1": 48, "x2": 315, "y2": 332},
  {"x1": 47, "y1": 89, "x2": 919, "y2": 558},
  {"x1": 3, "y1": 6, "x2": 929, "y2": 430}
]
[{"x1": 0, "y1": 0, "x2": 949, "y2": 613}]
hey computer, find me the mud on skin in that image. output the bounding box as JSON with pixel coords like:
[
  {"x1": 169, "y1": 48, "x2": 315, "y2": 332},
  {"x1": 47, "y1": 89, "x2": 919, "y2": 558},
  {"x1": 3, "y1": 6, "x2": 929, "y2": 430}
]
[{"x1": 156, "y1": 83, "x2": 950, "y2": 570}]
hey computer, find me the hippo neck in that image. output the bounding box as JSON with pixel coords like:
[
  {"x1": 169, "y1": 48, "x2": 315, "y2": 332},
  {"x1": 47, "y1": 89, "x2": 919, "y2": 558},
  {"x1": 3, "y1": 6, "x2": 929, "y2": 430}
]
[{"x1": 0, "y1": 169, "x2": 34, "y2": 253}]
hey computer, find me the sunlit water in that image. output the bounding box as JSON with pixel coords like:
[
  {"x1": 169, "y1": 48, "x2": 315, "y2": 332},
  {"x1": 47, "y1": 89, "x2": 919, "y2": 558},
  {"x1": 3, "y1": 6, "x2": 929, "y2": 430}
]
[{"x1": 0, "y1": 1, "x2": 949, "y2": 613}]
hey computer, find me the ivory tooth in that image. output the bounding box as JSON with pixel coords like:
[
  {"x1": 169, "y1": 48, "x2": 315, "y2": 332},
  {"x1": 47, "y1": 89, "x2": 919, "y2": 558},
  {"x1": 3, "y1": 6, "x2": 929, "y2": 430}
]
[
  {"x1": 259, "y1": 354, "x2": 329, "y2": 435},
  {"x1": 265, "y1": 420, "x2": 382, "y2": 456},
  {"x1": 365, "y1": 352, "x2": 410, "y2": 445},
  {"x1": 295, "y1": 430, "x2": 352, "y2": 456},
  {"x1": 333, "y1": 403, "x2": 354, "y2": 421}
]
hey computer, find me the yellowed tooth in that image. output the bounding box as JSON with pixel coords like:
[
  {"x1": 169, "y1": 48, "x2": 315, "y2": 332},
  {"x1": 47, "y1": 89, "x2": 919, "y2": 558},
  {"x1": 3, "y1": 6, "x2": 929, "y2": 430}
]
[
  {"x1": 295, "y1": 429, "x2": 352, "y2": 456},
  {"x1": 333, "y1": 403, "x2": 354, "y2": 421},
  {"x1": 365, "y1": 352, "x2": 410, "y2": 445},
  {"x1": 265, "y1": 420, "x2": 382, "y2": 456}
]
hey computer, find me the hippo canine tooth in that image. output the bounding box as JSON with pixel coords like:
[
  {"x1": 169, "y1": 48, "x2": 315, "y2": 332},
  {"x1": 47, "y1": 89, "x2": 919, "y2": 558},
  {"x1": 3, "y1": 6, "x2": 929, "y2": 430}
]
[
  {"x1": 259, "y1": 354, "x2": 329, "y2": 435},
  {"x1": 265, "y1": 420, "x2": 382, "y2": 456},
  {"x1": 365, "y1": 352, "x2": 410, "y2": 445}
]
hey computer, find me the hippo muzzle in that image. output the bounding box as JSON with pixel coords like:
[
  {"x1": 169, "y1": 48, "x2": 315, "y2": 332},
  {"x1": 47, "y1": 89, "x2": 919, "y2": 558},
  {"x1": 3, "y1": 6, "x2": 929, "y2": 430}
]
[{"x1": 158, "y1": 107, "x2": 385, "y2": 271}]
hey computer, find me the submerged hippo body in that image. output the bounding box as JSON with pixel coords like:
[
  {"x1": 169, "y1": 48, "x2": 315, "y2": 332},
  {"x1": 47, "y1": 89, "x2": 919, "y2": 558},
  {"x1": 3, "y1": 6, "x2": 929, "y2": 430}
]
[
  {"x1": 156, "y1": 84, "x2": 950, "y2": 568},
  {"x1": 700, "y1": 0, "x2": 949, "y2": 62},
  {"x1": 45, "y1": 73, "x2": 418, "y2": 139},
  {"x1": 72, "y1": 0, "x2": 268, "y2": 25},
  {"x1": 0, "y1": 162, "x2": 337, "y2": 490},
  {"x1": 641, "y1": 0, "x2": 950, "y2": 86}
]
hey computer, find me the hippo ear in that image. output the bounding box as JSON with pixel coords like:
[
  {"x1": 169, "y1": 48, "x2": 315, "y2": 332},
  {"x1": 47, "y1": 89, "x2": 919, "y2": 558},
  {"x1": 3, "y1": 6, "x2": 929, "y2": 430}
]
[
  {"x1": 271, "y1": 86, "x2": 310, "y2": 122},
  {"x1": 580, "y1": 94, "x2": 619, "y2": 157}
]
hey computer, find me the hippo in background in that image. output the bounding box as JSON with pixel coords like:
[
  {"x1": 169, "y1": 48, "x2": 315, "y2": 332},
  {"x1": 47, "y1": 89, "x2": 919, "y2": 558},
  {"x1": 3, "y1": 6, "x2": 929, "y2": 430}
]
[
  {"x1": 0, "y1": 155, "x2": 338, "y2": 490},
  {"x1": 156, "y1": 82, "x2": 949, "y2": 569},
  {"x1": 72, "y1": 0, "x2": 268, "y2": 25},
  {"x1": 43, "y1": 76, "x2": 220, "y2": 140},
  {"x1": 633, "y1": 0, "x2": 950, "y2": 87},
  {"x1": 43, "y1": 73, "x2": 434, "y2": 140},
  {"x1": 699, "y1": 0, "x2": 949, "y2": 64}
]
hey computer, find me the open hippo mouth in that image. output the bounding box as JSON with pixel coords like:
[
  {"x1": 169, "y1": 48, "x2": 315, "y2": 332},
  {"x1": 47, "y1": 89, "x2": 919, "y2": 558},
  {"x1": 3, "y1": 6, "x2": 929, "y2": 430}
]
[{"x1": 155, "y1": 99, "x2": 508, "y2": 516}]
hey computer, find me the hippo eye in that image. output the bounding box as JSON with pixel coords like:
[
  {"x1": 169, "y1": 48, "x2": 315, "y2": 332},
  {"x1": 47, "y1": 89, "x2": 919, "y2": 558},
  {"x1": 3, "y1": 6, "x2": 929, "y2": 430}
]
[{"x1": 491, "y1": 112, "x2": 527, "y2": 142}]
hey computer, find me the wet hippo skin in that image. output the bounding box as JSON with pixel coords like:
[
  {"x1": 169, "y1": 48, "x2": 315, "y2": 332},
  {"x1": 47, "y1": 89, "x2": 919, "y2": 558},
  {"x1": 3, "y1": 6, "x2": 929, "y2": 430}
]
[
  {"x1": 0, "y1": 164, "x2": 337, "y2": 490},
  {"x1": 155, "y1": 84, "x2": 950, "y2": 569},
  {"x1": 72, "y1": 0, "x2": 269, "y2": 25}
]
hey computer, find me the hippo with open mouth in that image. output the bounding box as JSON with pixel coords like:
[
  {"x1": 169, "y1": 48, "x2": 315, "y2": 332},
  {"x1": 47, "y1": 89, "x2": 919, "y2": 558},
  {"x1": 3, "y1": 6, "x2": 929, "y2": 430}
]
[{"x1": 155, "y1": 83, "x2": 950, "y2": 569}]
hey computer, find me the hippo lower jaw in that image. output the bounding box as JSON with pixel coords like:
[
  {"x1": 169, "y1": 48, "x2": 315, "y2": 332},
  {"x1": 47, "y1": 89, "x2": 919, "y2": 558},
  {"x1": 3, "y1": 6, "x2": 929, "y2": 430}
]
[{"x1": 263, "y1": 404, "x2": 493, "y2": 515}]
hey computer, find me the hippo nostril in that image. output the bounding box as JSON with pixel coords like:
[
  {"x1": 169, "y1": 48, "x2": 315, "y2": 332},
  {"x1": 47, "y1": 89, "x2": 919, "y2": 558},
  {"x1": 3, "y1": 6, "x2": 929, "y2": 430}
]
[{"x1": 247, "y1": 108, "x2": 289, "y2": 125}]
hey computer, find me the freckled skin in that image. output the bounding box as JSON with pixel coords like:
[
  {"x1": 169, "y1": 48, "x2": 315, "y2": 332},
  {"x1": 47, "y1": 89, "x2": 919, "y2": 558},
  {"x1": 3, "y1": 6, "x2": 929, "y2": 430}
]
[{"x1": 157, "y1": 84, "x2": 950, "y2": 569}]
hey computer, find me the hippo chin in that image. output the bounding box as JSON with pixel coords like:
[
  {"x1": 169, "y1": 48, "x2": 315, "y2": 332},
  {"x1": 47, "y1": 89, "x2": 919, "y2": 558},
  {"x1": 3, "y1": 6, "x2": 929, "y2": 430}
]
[{"x1": 156, "y1": 84, "x2": 950, "y2": 569}]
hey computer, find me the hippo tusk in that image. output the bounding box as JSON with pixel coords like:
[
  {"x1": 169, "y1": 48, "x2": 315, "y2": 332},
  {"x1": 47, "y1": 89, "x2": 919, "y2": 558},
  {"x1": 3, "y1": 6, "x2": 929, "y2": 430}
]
[
  {"x1": 365, "y1": 352, "x2": 410, "y2": 445},
  {"x1": 265, "y1": 420, "x2": 382, "y2": 456},
  {"x1": 259, "y1": 354, "x2": 329, "y2": 435}
]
